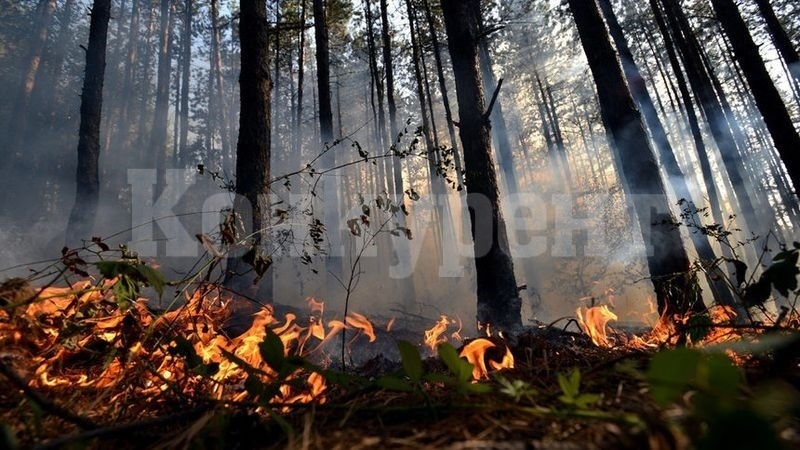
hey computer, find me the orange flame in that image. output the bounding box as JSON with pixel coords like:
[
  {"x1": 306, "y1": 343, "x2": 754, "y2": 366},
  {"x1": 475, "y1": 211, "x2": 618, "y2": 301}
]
[
  {"x1": 424, "y1": 315, "x2": 450, "y2": 352},
  {"x1": 459, "y1": 338, "x2": 515, "y2": 380},
  {"x1": 576, "y1": 305, "x2": 618, "y2": 347}
]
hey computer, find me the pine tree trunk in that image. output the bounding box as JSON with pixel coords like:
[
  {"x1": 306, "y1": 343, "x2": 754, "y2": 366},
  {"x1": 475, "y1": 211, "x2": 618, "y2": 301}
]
[
  {"x1": 753, "y1": 0, "x2": 800, "y2": 87},
  {"x1": 178, "y1": 0, "x2": 191, "y2": 164},
  {"x1": 710, "y1": 0, "x2": 800, "y2": 196},
  {"x1": 599, "y1": 0, "x2": 737, "y2": 309},
  {"x1": 293, "y1": 0, "x2": 307, "y2": 157},
  {"x1": 422, "y1": 0, "x2": 463, "y2": 188},
  {"x1": 379, "y1": 0, "x2": 404, "y2": 199},
  {"x1": 210, "y1": 0, "x2": 232, "y2": 172},
  {"x1": 224, "y1": 0, "x2": 272, "y2": 323},
  {"x1": 65, "y1": 0, "x2": 112, "y2": 243},
  {"x1": 313, "y1": 0, "x2": 342, "y2": 280},
  {"x1": 570, "y1": 0, "x2": 699, "y2": 316},
  {"x1": 659, "y1": 0, "x2": 761, "y2": 235},
  {"x1": 441, "y1": 0, "x2": 522, "y2": 333},
  {"x1": 149, "y1": 0, "x2": 175, "y2": 192}
]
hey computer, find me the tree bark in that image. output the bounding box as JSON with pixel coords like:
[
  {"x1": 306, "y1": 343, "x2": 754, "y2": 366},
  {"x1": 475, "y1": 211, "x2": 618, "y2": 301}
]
[
  {"x1": 570, "y1": 0, "x2": 699, "y2": 316},
  {"x1": 65, "y1": 0, "x2": 112, "y2": 243},
  {"x1": 441, "y1": 0, "x2": 522, "y2": 333},
  {"x1": 710, "y1": 0, "x2": 800, "y2": 196}
]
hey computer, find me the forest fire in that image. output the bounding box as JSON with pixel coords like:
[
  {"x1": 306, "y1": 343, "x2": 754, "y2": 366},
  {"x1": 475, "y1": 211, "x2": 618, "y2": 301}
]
[{"x1": 0, "y1": 278, "x2": 520, "y2": 435}]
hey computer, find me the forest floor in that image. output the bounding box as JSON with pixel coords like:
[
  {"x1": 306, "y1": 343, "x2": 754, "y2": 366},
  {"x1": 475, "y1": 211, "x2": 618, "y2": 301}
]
[{"x1": 1, "y1": 270, "x2": 799, "y2": 450}]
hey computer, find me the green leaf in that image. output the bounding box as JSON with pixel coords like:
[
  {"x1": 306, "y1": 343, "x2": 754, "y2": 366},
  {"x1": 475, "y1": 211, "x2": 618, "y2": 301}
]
[
  {"x1": 135, "y1": 264, "x2": 165, "y2": 297},
  {"x1": 375, "y1": 376, "x2": 415, "y2": 392},
  {"x1": 397, "y1": 340, "x2": 424, "y2": 382},
  {"x1": 437, "y1": 343, "x2": 473, "y2": 383},
  {"x1": 557, "y1": 369, "x2": 581, "y2": 399},
  {"x1": 647, "y1": 348, "x2": 703, "y2": 406},
  {"x1": 259, "y1": 329, "x2": 286, "y2": 373}
]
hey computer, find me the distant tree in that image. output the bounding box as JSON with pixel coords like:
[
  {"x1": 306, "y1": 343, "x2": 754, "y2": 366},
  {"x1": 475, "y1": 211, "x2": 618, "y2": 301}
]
[
  {"x1": 441, "y1": 0, "x2": 522, "y2": 333},
  {"x1": 178, "y1": 0, "x2": 192, "y2": 163},
  {"x1": 598, "y1": 0, "x2": 738, "y2": 310},
  {"x1": 658, "y1": 0, "x2": 762, "y2": 234},
  {"x1": 149, "y1": 0, "x2": 175, "y2": 192},
  {"x1": 65, "y1": 0, "x2": 112, "y2": 242},
  {"x1": 1, "y1": 0, "x2": 57, "y2": 214},
  {"x1": 710, "y1": 0, "x2": 800, "y2": 195},
  {"x1": 569, "y1": 0, "x2": 700, "y2": 316}
]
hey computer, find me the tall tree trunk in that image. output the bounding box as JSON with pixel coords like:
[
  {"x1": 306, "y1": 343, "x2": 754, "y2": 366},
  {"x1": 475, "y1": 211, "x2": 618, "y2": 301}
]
[
  {"x1": 136, "y1": 0, "x2": 156, "y2": 161},
  {"x1": 379, "y1": 0, "x2": 404, "y2": 198},
  {"x1": 313, "y1": 0, "x2": 342, "y2": 279},
  {"x1": 149, "y1": 0, "x2": 175, "y2": 192},
  {"x1": 113, "y1": 0, "x2": 140, "y2": 156},
  {"x1": 441, "y1": 0, "x2": 522, "y2": 333},
  {"x1": 650, "y1": 0, "x2": 729, "y2": 250},
  {"x1": 422, "y1": 0, "x2": 463, "y2": 188},
  {"x1": 599, "y1": 0, "x2": 737, "y2": 309},
  {"x1": 225, "y1": 0, "x2": 272, "y2": 319},
  {"x1": 210, "y1": 0, "x2": 232, "y2": 172},
  {"x1": 659, "y1": 0, "x2": 761, "y2": 234},
  {"x1": 710, "y1": 0, "x2": 800, "y2": 195},
  {"x1": 477, "y1": 32, "x2": 518, "y2": 194},
  {"x1": 753, "y1": 0, "x2": 800, "y2": 87},
  {"x1": 65, "y1": 0, "x2": 112, "y2": 243},
  {"x1": 293, "y1": 0, "x2": 307, "y2": 157},
  {"x1": 178, "y1": 0, "x2": 191, "y2": 164},
  {"x1": 570, "y1": 0, "x2": 699, "y2": 316}
]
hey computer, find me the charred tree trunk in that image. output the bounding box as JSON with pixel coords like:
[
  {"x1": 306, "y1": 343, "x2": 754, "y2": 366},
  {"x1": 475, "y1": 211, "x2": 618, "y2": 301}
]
[
  {"x1": 65, "y1": 0, "x2": 112, "y2": 243},
  {"x1": 569, "y1": 0, "x2": 699, "y2": 316},
  {"x1": 441, "y1": 0, "x2": 522, "y2": 333},
  {"x1": 710, "y1": 0, "x2": 800, "y2": 195}
]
